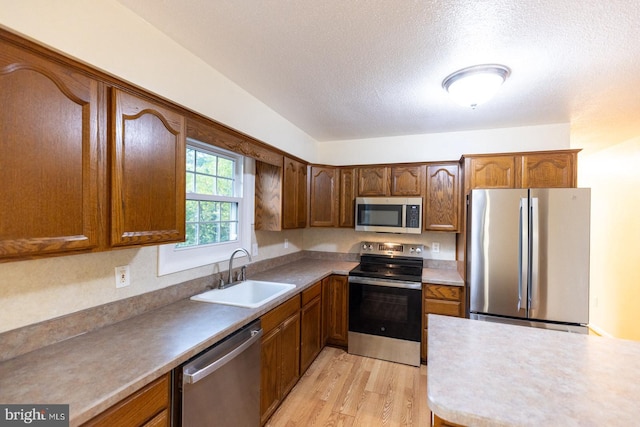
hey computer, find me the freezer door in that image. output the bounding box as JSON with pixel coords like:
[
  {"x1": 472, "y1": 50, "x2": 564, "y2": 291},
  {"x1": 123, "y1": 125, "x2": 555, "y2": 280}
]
[
  {"x1": 528, "y1": 188, "x2": 590, "y2": 324},
  {"x1": 468, "y1": 189, "x2": 529, "y2": 318}
]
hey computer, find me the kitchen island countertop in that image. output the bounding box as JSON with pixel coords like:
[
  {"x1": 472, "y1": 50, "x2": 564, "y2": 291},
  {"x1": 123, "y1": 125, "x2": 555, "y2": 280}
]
[{"x1": 428, "y1": 315, "x2": 640, "y2": 426}]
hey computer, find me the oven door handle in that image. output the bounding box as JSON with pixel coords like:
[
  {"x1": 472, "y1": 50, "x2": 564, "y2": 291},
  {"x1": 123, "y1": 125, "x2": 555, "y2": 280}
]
[{"x1": 348, "y1": 275, "x2": 422, "y2": 290}]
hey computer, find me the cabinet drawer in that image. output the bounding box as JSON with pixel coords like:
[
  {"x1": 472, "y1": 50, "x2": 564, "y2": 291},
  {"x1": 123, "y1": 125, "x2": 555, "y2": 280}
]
[
  {"x1": 82, "y1": 373, "x2": 169, "y2": 427},
  {"x1": 301, "y1": 281, "x2": 322, "y2": 306},
  {"x1": 424, "y1": 284, "x2": 461, "y2": 301},
  {"x1": 424, "y1": 300, "x2": 462, "y2": 322},
  {"x1": 262, "y1": 295, "x2": 301, "y2": 334}
]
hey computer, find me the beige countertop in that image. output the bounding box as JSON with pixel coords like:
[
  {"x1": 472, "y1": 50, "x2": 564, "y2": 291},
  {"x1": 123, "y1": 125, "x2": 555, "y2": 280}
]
[
  {"x1": 422, "y1": 267, "x2": 464, "y2": 286},
  {"x1": 0, "y1": 259, "x2": 355, "y2": 426},
  {"x1": 0, "y1": 257, "x2": 460, "y2": 426},
  {"x1": 427, "y1": 315, "x2": 640, "y2": 426}
]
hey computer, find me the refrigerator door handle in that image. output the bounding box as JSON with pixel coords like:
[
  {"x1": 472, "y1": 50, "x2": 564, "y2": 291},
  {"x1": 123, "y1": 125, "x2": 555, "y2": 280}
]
[
  {"x1": 530, "y1": 197, "x2": 539, "y2": 311},
  {"x1": 518, "y1": 198, "x2": 528, "y2": 313}
]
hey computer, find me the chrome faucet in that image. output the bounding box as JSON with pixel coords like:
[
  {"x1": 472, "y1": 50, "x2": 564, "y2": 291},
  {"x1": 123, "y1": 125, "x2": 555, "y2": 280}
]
[{"x1": 222, "y1": 248, "x2": 252, "y2": 288}]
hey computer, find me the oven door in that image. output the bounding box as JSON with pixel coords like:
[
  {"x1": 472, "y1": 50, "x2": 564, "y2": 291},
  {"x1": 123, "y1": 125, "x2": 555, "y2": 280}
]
[{"x1": 348, "y1": 276, "x2": 422, "y2": 342}]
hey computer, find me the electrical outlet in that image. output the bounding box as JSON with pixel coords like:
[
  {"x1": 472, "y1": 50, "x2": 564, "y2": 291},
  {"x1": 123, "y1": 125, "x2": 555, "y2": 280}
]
[
  {"x1": 432, "y1": 242, "x2": 440, "y2": 253},
  {"x1": 284, "y1": 238, "x2": 289, "y2": 249},
  {"x1": 115, "y1": 265, "x2": 130, "y2": 288}
]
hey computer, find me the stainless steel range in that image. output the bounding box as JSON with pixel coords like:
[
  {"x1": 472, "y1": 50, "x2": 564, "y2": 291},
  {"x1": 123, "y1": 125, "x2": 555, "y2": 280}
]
[{"x1": 348, "y1": 241, "x2": 424, "y2": 367}]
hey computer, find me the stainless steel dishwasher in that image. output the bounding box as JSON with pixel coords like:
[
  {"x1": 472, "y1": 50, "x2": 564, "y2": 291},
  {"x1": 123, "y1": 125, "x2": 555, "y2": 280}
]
[{"x1": 172, "y1": 319, "x2": 262, "y2": 426}]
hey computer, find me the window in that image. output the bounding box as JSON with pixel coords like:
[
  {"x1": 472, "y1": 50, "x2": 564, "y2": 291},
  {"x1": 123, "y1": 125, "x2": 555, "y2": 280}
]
[
  {"x1": 181, "y1": 144, "x2": 240, "y2": 247},
  {"x1": 158, "y1": 139, "x2": 253, "y2": 275}
]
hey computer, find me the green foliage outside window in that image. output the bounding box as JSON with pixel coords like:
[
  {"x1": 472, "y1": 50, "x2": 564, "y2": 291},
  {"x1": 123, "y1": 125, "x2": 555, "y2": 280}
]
[{"x1": 179, "y1": 146, "x2": 240, "y2": 248}]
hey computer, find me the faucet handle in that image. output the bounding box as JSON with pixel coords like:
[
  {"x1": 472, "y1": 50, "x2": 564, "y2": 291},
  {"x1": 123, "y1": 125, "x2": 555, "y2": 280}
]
[
  {"x1": 240, "y1": 265, "x2": 247, "y2": 281},
  {"x1": 218, "y1": 277, "x2": 225, "y2": 289}
]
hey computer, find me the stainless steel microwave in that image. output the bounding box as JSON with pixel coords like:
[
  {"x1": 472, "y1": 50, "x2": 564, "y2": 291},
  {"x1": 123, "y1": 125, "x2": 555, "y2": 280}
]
[{"x1": 354, "y1": 197, "x2": 422, "y2": 234}]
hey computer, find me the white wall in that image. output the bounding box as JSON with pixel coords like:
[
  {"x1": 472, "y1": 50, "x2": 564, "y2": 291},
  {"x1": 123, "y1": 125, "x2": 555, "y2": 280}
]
[
  {"x1": 318, "y1": 123, "x2": 570, "y2": 165},
  {"x1": 0, "y1": 0, "x2": 316, "y2": 161}
]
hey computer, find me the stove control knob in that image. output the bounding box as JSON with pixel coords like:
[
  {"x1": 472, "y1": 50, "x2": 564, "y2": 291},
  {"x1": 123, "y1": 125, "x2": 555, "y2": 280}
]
[
  {"x1": 409, "y1": 247, "x2": 415, "y2": 253},
  {"x1": 415, "y1": 247, "x2": 422, "y2": 254}
]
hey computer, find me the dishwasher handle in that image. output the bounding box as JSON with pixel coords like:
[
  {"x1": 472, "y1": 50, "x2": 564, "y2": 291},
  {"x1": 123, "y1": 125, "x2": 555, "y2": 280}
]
[{"x1": 184, "y1": 327, "x2": 262, "y2": 384}]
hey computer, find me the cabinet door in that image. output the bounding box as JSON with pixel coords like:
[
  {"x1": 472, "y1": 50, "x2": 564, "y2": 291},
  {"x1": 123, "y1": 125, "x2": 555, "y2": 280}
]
[
  {"x1": 0, "y1": 39, "x2": 101, "y2": 259},
  {"x1": 357, "y1": 166, "x2": 389, "y2": 196},
  {"x1": 82, "y1": 373, "x2": 170, "y2": 427},
  {"x1": 255, "y1": 161, "x2": 283, "y2": 231},
  {"x1": 283, "y1": 157, "x2": 307, "y2": 229},
  {"x1": 391, "y1": 165, "x2": 424, "y2": 196},
  {"x1": 309, "y1": 166, "x2": 338, "y2": 227},
  {"x1": 300, "y1": 295, "x2": 322, "y2": 373},
  {"x1": 111, "y1": 89, "x2": 185, "y2": 246},
  {"x1": 321, "y1": 277, "x2": 331, "y2": 345},
  {"x1": 260, "y1": 327, "x2": 280, "y2": 424},
  {"x1": 465, "y1": 156, "x2": 516, "y2": 191},
  {"x1": 519, "y1": 152, "x2": 577, "y2": 188},
  {"x1": 327, "y1": 275, "x2": 349, "y2": 347},
  {"x1": 279, "y1": 312, "x2": 301, "y2": 398},
  {"x1": 425, "y1": 164, "x2": 459, "y2": 231},
  {"x1": 338, "y1": 167, "x2": 357, "y2": 227}
]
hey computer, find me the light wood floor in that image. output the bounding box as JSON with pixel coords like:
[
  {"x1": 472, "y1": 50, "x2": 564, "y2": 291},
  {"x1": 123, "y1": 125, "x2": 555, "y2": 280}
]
[{"x1": 266, "y1": 347, "x2": 430, "y2": 427}]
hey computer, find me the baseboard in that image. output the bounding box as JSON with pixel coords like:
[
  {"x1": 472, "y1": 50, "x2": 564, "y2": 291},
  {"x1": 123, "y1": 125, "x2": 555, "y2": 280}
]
[{"x1": 588, "y1": 324, "x2": 614, "y2": 338}]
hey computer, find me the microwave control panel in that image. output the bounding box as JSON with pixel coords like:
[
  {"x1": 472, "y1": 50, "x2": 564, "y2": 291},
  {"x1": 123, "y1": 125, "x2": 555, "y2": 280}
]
[{"x1": 406, "y1": 205, "x2": 421, "y2": 228}]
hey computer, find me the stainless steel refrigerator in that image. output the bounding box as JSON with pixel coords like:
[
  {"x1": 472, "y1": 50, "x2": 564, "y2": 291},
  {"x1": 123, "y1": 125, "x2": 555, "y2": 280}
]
[{"x1": 467, "y1": 188, "x2": 590, "y2": 333}]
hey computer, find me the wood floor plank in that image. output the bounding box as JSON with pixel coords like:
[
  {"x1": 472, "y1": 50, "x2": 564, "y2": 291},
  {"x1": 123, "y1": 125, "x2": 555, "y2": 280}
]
[{"x1": 266, "y1": 347, "x2": 431, "y2": 427}]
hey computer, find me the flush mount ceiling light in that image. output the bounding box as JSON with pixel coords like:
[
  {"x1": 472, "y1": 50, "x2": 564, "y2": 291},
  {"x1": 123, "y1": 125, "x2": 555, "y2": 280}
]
[{"x1": 442, "y1": 64, "x2": 511, "y2": 108}]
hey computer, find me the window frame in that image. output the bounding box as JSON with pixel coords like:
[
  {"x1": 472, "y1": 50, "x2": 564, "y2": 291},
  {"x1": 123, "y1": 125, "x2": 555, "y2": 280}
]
[{"x1": 157, "y1": 140, "x2": 253, "y2": 276}]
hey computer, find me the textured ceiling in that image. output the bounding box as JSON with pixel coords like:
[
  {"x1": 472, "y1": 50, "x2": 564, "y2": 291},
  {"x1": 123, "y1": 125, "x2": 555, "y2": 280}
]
[{"x1": 117, "y1": 0, "x2": 640, "y2": 150}]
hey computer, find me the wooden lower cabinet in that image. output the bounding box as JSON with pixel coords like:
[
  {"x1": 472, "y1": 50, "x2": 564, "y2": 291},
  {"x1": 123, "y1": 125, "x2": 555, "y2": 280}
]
[
  {"x1": 325, "y1": 275, "x2": 349, "y2": 347},
  {"x1": 422, "y1": 283, "x2": 465, "y2": 363},
  {"x1": 82, "y1": 373, "x2": 170, "y2": 427},
  {"x1": 300, "y1": 281, "x2": 323, "y2": 374},
  {"x1": 260, "y1": 275, "x2": 349, "y2": 424},
  {"x1": 433, "y1": 413, "x2": 466, "y2": 427},
  {"x1": 260, "y1": 296, "x2": 301, "y2": 425}
]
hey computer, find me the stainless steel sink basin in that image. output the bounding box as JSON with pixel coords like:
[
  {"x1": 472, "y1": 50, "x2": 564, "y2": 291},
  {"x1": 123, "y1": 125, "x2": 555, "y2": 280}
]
[{"x1": 190, "y1": 280, "x2": 296, "y2": 308}]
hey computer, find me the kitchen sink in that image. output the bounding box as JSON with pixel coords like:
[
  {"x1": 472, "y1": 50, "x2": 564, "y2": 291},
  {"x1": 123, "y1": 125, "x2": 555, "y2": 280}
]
[{"x1": 190, "y1": 280, "x2": 296, "y2": 308}]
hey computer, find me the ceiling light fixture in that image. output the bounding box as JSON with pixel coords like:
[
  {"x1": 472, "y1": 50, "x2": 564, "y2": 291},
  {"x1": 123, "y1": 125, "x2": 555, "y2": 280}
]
[{"x1": 442, "y1": 64, "x2": 511, "y2": 109}]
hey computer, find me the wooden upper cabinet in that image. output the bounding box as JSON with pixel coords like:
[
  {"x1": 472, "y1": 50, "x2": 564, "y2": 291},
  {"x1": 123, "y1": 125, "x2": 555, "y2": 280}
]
[
  {"x1": 464, "y1": 155, "x2": 516, "y2": 192},
  {"x1": 309, "y1": 166, "x2": 339, "y2": 227},
  {"x1": 338, "y1": 167, "x2": 357, "y2": 227},
  {"x1": 391, "y1": 165, "x2": 424, "y2": 196},
  {"x1": 357, "y1": 165, "x2": 424, "y2": 197},
  {"x1": 357, "y1": 166, "x2": 389, "y2": 196},
  {"x1": 110, "y1": 89, "x2": 185, "y2": 247},
  {"x1": 464, "y1": 150, "x2": 580, "y2": 193},
  {"x1": 0, "y1": 38, "x2": 102, "y2": 260},
  {"x1": 256, "y1": 157, "x2": 307, "y2": 231},
  {"x1": 519, "y1": 151, "x2": 577, "y2": 188},
  {"x1": 255, "y1": 161, "x2": 282, "y2": 231},
  {"x1": 282, "y1": 157, "x2": 307, "y2": 229},
  {"x1": 425, "y1": 163, "x2": 459, "y2": 232}
]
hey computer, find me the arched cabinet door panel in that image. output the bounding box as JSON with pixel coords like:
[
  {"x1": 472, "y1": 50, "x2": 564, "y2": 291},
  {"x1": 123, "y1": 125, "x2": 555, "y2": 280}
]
[
  {"x1": 110, "y1": 89, "x2": 185, "y2": 247},
  {"x1": 0, "y1": 39, "x2": 101, "y2": 259}
]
